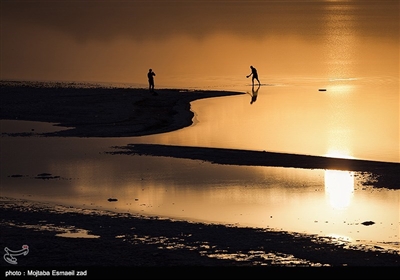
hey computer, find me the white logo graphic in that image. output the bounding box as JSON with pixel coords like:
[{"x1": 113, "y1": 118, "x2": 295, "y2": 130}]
[{"x1": 4, "y1": 245, "x2": 29, "y2": 265}]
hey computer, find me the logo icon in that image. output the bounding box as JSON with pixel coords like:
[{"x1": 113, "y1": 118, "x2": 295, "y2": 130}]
[{"x1": 4, "y1": 245, "x2": 29, "y2": 265}]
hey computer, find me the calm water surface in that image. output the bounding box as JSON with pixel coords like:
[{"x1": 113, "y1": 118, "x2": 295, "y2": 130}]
[
  {"x1": 1, "y1": 1, "x2": 399, "y2": 251},
  {"x1": 1, "y1": 122, "x2": 399, "y2": 251}
]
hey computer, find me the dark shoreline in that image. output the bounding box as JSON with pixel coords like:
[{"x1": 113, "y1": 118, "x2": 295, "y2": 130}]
[
  {"x1": 0, "y1": 80, "x2": 244, "y2": 138},
  {"x1": 1, "y1": 198, "x2": 400, "y2": 270}
]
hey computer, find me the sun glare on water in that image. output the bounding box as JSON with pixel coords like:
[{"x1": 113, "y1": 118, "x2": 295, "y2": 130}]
[{"x1": 324, "y1": 170, "x2": 355, "y2": 210}]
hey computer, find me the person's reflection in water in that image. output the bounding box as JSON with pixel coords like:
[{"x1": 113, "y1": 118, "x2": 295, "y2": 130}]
[{"x1": 248, "y1": 84, "x2": 260, "y2": 104}]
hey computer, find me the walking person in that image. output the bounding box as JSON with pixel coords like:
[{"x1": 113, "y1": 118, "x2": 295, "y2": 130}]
[
  {"x1": 246, "y1": 65, "x2": 261, "y2": 86},
  {"x1": 147, "y1": 68, "x2": 156, "y2": 94}
]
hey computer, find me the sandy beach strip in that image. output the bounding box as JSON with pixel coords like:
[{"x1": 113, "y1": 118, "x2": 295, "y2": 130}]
[
  {"x1": 1, "y1": 81, "x2": 400, "y2": 274},
  {"x1": 110, "y1": 144, "x2": 400, "y2": 190},
  {"x1": 0, "y1": 80, "x2": 244, "y2": 138}
]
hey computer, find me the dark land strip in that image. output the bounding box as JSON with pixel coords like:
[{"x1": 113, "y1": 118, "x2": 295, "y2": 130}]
[{"x1": 109, "y1": 144, "x2": 400, "y2": 190}]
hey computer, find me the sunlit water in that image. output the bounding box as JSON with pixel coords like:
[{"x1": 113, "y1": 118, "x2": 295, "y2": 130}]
[
  {"x1": 1, "y1": 1, "x2": 399, "y2": 251},
  {"x1": 1, "y1": 76, "x2": 399, "y2": 252}
]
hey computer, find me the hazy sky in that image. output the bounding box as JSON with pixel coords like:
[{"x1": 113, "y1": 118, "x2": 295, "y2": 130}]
[{"x1": 1, "y1": 0, "x2": 398, "y2": 86}]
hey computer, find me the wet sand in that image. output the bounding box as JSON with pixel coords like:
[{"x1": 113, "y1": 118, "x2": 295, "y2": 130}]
[{"x1": 0, "y1": 81, "x2": 399, "y2": 277}]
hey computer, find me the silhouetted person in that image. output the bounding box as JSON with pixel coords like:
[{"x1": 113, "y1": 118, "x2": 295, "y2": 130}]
[
  {"x1": 249, "y1": 84, "x2": 260, "y2": 104},
  {"x1": 147, "y1": 69, "x2": 156, "y2": 93},
  {"x1": 246, "y1": 66, "x2": 261, "y2": 86}
]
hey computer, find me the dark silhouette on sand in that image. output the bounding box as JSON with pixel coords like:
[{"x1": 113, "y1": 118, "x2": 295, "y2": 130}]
[
  {"x1": 147, "y1": 69, "x2": 156, "y2": 94},
  {"x1": 248, "y1": 84, "x2": 260, "y2": 104},
  {"x1": 246, "y1": 66, "x2": 261, "y2": 86}
]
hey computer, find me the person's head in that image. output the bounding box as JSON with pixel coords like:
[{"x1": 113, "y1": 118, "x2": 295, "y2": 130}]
[
  {"x1": 149, "y1": 69, "x2": 152, "y2": 72},
  {"x1": 250, "y1": 66, "x2": 254, "y2": 69}
]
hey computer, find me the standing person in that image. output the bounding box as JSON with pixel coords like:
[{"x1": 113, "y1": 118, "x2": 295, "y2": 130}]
[
  {"x1": 147, "y1": 69, "x2": 156, "y2": 93},
  {"x1": 246, "y1": 65, "x2": 261, "y2": 86}
]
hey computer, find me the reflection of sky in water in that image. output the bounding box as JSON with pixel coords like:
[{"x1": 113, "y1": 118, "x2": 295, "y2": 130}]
[
  {"x1": 1, "y1": 133, "x2": 399, "y2": 250},
  {"x1": 1, "y1": 1, "x2": 399, "y2": 251},
  {"x1": 144, "y1": 81, "x2": 398, "y2": 164}
]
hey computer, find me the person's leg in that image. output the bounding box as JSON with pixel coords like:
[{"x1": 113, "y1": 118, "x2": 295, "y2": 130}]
[{"x1": 150, "y1": 81, "x2": 157, "y2": 95}]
